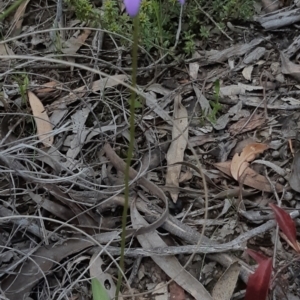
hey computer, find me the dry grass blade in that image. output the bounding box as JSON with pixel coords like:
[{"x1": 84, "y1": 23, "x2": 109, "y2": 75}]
[
  {"x1": 27, "y1": 90, "x2": 53, "y2": 147},
  {"x1": 165, "y1": 95, "x2": 188, "y2": 203}
]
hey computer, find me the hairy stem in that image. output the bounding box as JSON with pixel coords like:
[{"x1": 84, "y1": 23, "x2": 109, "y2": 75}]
[{"x1": 115, "y1": 16, "x2": 139, "y2": 298}]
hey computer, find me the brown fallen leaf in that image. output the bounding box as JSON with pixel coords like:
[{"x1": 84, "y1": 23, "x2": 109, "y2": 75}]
[
  {"x1": 281, "y1": 52, "x2": 300, "y2": 83},
  {"x1": 165, "y1": 95, "x2": 188, "y2": 203},
  {"x1": 229, "y1": 114, "x2": 265, "y2": 135},
  {"x1": 261, "y1": 0, "x2": 279, "y2": 12},
  {"x1": 169, "y1": 281, "x2": 186, "y2": 300},
  {"x1": 289, "y1": 151, "x2": 300, "y2": 192},
  {"x1": 27, "y1": 90, "x2": 53, "y2": 147},
  {"x1": 215, "y1": 161, "x2": 283, "y2": 192},
  {"x1": 231, "y1": 143, "x2": 269, "y2": 181},
  {"x1": 62, "y1": 29, "x2": 91, "y2": 55},
  {"x1": 34, "y1": 81, "x2": 59, "y2": 94},
  {"x1": 11, "y1": 0, "x2": 30, "y2": 37},
  {"x1": 212, "y1": 261, "x2": 240, "y2": 300}
]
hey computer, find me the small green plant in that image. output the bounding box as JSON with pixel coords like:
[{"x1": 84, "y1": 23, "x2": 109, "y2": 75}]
[
  {"x1": 207, "y1": 79, "x2": 222, "y2": 124},
  {"x1": 65, "y1": 0, "x2": 254, "y2": 55},
  {"x1": 91, "y1": 278, "x2": 110, "y2": 300},
  {"x1": 65, "y1": 0, "x2": 101, "y2": 25},
  {"x1": 14, "y1": 73, "x2": 29, "y2": 104}
]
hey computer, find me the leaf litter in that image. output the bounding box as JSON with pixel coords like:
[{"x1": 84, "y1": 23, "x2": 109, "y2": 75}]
[{"x1": 1, "y1": 1, "x2": 300, "y2": 300}]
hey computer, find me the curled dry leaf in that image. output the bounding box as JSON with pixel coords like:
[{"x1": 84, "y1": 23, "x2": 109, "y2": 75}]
[
  {"x1": 245, "y1": 252, "x2": 272, "y2": 300},
  {"x1": 215, "y1": 161, "x2": 283, "y2": 192},
  {"x1": 269, "y1": 203, "x2": 300, "y2": 252},
  {"x1": 27, "y1": 91, "x2": 53, "y2": 147},
  {"x1": 231, "y1": 143, "x2": 269, "y2": 181}
]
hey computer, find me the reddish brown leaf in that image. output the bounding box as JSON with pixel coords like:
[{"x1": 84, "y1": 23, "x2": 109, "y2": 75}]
[
  {"x1": 169, "y1": 281, "x2": 186, "y2": 300},
  {"x1": 245, "y1": 257, "x2": 272, "y2": 300},
  {"x1": 246, "y1": 249, "x2": 268, "y2": 264},
  {"x1": 269, "y1": 203, "x2": 300, "y2": 252}
]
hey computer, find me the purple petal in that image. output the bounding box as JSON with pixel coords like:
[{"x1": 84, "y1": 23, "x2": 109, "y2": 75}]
[
  {"x1": 178, "y1": 0, "x2": 185, "y2": 4},
  {"x1": 124, "y1": 0, "x2": 141, "y2": 17}
]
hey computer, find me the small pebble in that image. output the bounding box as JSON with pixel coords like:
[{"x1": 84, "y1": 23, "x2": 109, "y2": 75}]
[
  {"x1": 275, "y1": 74, "x2": 285, "y2": 83},
  {"x1": 284, "y1": 192, "x2": 293, "y2": 201},
  {"x1": 272, "y1": 150, "x2": 280, "y2": 158}
]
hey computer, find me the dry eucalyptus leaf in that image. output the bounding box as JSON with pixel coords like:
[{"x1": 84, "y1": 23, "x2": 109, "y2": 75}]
[
  {"x1": 215, "y1": 161, "x2": 283, "y2": 192},
  {"x1": 62, "y1": 29, "x2": 91, "y2": 55},
  {"x1": 35, "y1": 81, "x2": 58, "y2": 94},
  {"x1": 212, "y1": 261, "x2": 240, "y2": 300},
  {"x1": 229, "y1": 113, "x2": 265, "y2": 135},
  {"x1": 281, "y1": 52, "x2": 300, "y2": 83},
  {"x1": 243, "y1": 47, "x2": 266, "y2": 64},
  {"x1": 261, "y1": 0, "x2": 279, "y2": 12},
  {"x1": 231, "y1": 143, "x2": 269, "y2": 181},
  {"x1": 220, "y1": 83, "x2": 263, "y2": 98},
  {"x1": 242, "y1": 65, "x2": 254, "y2": 81},
  {"x1": 189, "y1": 52, "x2": 201, "y2": 79},
  {"x1": 153, "y1": 282, "x2": 169, "y2": 300},
  {"x1": 11, "y1": 0, "x2": 30, "y2": 36},
  {"x1": 289, "y1": 151, "x2": 300, "y2": 192},
  {"x1": 27, "y1": 90, "x2": 53, "y2": 147},
  {"x1": 165, "y1": 95, "x2": 188, "y2": 203}
]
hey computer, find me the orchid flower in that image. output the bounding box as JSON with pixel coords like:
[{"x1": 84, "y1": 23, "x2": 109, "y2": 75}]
[{"x1": 124, "y1": 0, "x2": 185, "y2": 17}]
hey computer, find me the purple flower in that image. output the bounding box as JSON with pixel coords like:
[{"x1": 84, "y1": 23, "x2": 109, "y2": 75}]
[
  {"x1": 124, "y1": 0, "x2": 185, "y2": 17},
  {"x1": 124, "y1": 0, "x2": 141, "y2": 17}
]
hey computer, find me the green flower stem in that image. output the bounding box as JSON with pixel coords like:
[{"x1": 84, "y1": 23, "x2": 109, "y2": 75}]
[
  {"x1": 0, "y1": 0, "x2": 27, "y2": 23},
  {"x1": 115, "y1": 16, "x2": 139, "y2": 299}
]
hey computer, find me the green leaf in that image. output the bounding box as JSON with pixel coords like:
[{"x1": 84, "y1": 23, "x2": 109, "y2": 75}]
[
  {"x1": 91, "y1": 278, "x2": 110, "y2": 300},
  {"x1": 214, "y1": 79, "x2": 220, "y2": 102},
  {"x1": 133, "y1": 99, "x2": 143, "y2": 108}
]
